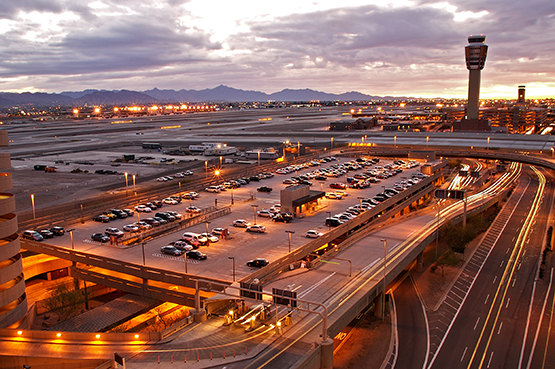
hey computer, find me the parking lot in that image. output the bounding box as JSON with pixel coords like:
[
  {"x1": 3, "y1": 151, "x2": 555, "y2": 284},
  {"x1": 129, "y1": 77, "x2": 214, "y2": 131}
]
[{"x1": 39, "y1": 156, "x2": 426, "y2": 282}]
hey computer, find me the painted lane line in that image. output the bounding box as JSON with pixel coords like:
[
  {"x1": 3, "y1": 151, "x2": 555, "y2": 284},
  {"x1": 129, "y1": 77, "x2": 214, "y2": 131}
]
[
  {"x1": 474, "y1": 317, "x2": 481, "y2": 330},
  {"x1": 484, "y1": 294, "x2": 490, "y2": 304},
  {"x1": 506, "y1": 298, "x2": 510, "y2": 309},
  {"x1": 498, "y1": 321, "x2": 503, "y2": 335},
  {"x1": 461, "y1": 347, "x2": 468, "y2": 362}
]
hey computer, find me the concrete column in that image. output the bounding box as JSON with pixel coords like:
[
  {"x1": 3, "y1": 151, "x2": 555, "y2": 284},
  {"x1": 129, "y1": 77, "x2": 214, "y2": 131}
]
[
  {"x1": 320, "y1": 338, "x2": 334, "y2": 369},
  {"x1": 416, "y1": 252, "x2": 424, "y2": 272},
  {"x1": 374, "y1": 293, "x2": 384, "y2": 318}
]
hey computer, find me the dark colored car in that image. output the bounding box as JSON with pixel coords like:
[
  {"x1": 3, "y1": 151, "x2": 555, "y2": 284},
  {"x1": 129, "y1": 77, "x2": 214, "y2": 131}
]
[
  {"x1": 22, "y1": 230, "x2": 44, "y2": 241},
  {"x1": 152, "y1": 200, "x2": 163, "y2": 208},
  {"x1": 143, "y1": 218, "x2": 161, "y2": 227},
  {"x1": 156, "y1": 212, "x2": 175, "y2": 222},
  {"x1": 249, "y1": 175, "x2": 261, "y2": 182},
  {"x1": 91, "y1": 233, "x2": 110, "y2": 243},
  {"x1": 152, "y1": 216, "x2": 168, "y2": 225},
  {"x1": 49, "y1": 226, "x2": 65, "y2": 236},
  {"x1": 325, "y1": 218, "x2": 343, "y2": 227},
  {"x1": 246, "y1": 258, "x2": 269, "y2": 268},
  {"x1": 272, "y1": 212, "x2": 294, "y2": 223},
  {"x1": 186, "y1": 250, "x2": 207, "y2": 260},
  {"x1": 110, "y1": 209, "x2": 128, "y2": 218},
  {"x1": 257, "y1": 186, "x2": 273, "y2": 192},
  {"x1": 38, "y1": 229, "x2": 54, "y2": 238},
  {"x1": 93, "y1": 214, "x2": 110, "y2": 223},
  {"x1": 161, "y1": 245, "x2": 184, "y2": 256}
]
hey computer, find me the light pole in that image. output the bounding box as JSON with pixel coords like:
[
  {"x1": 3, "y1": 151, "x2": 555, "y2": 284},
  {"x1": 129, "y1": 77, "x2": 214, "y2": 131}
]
[
  {"x1": 251, "y1": 204, "x2": 258, "y2": 224},
  {"x1": 320, "y1": 182, "x2": 324, "y2": 191},
  {"x1": 205, "y1": 160, "x2": 208, "y2": 178},
  {"x1": 205, "y1": 221, "x2": 210, "y2": 236},
  {"x1": 68, "y1": 229, "x2": 75, "y2": 250},
  {"x1": 331, "y1": 137, "x2": 334, "y2": 150},
  {"x1": 141, "y1": 242, "x2": 146, "y2": 266},
  {"x1": 80, "y1": 203, "x2": 84, "y2": 224},
  {"x1": 326, "y1": 211, "x2": 331, "y2": 230},
  {"x1": 357, "y1": 197, "x2": 364, "y2": 209},
  {"x1": 487, "y1": 136, "x2": 490, "y2": 150},
  {"x1": 184, "y1": 251, "x2": 188, "y2": 274},
  {"x1": 228, "y1": 257, "x2": 235, "y2": 282},
  {"x1": 132, "y1": 174, "x2": 136, "y2": 192},
  {"x1": 380, "y1": 238, "x2": 387, "y2": 321},
  {"x1": 285, "y1": 230, "x2": 295, "y2": 253},
  {"x1": 394, "y1": 135, "x2": 397, "y2": 148},
  {"x1": 257, "y1": 151, "x2": 261, "y2": 166},
  {"x1": 426, "y1": 136, "x2": 429, "y2": 149},
  {"x1": 231, "y1": 187, "x2": 234, "y2": 205},
  {"x1": 31, "y1": 194, "x2": 35, "y2": 219},
  {"x1": 381, "y1": 185, "x2": 386, "y2": 195},
  {"x1": 436, "y1": 200, "x2": 441, "y2": 260},
  {"x1": 124, "y1": 172, "x2": 128, "y2": 196},
  {"x1": 219, "y1": 156, "x2": 223, "y2": 168}
]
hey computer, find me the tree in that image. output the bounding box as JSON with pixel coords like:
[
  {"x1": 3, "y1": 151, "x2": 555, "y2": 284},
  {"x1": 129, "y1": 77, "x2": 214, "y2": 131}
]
[
  {"x1": 43, "y1": 284, "x2": 82, "y2": 321},
  {"x1": 434, "y1": 250, "x2": 461, "y2": 277}
]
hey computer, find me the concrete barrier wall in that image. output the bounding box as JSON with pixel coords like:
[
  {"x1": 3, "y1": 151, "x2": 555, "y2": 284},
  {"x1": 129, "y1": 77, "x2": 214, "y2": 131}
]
[
  {"x1": 0, "y1": 326, "x2": 161, "y2": 343},
  {"x1": 0, "y1": 254, "x2": 22, "y2": 285},
  {"x1": 0, "y1": 214, "x2": 18, "y2": 240},
  {"x1": 0, "y1": 173, "x2": 12, "y2": 193}
]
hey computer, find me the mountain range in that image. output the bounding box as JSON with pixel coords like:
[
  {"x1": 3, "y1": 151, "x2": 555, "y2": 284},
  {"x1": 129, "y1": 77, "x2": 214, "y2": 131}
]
[{"x1": 0, "y1": 85, "x2": 392, "y2": 108}]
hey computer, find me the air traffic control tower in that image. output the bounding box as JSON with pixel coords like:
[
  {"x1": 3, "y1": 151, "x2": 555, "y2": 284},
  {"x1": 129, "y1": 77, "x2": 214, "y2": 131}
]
[{"x1": 465, "y1": 34, "x2": 488, "y2": 119}]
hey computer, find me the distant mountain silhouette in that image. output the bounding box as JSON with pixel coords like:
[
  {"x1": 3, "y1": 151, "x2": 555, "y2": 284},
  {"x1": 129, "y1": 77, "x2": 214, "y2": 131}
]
[{"x1": 0, "y1": 85, "x2": 388, "y2": 108}]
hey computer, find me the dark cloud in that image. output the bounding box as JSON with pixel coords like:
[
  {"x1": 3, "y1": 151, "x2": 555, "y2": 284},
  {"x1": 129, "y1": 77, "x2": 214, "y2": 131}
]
[{"x1": 0, "y1": 0, "x2": 553, "y2": 96}]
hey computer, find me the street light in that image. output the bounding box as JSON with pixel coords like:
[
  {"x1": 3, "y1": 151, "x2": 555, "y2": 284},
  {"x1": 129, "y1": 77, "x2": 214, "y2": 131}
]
[
  {"x1": 141, "y1": 242, "x2": 146, "y2": 266},
  {"x1": 132, "y1": 174, "x2": 136, "y2": 192},
  {"x1": 80, "y1": 203, "x2": 84, "y2": 224},
  {"x1": 231, "y1": 187, "x2": 234, "y2": 205},
  {"x1": 380, "y1": 239, "x2": 387, "y2": 321},
  {"x1": 30, "y1": 194, "x2": 36, "y2": 219},
  {"x1": 205, "y1": 221, "x2": 211, "y2": 236},
  {"x1": 331, "y1": 137, "x2": 334, "y2": 150},
  {"x1": 251, "y1": 204, "x2": 258, "y2": 225},
  {"x1": 357, "y1": 196, "x2": 364, "y2": 209},
  {"x1": 285, "y1": 230, "x2": 295, "y2": 253},
  {"x1": 228, "y1": 257, "x2": 235, "y2": 282},
  {"x1": 205, "y1": 160, "x2": 208, "y2": 178},
  {"x1": 68, "y1": 229, "x2": 75, "y2": 250},
  {"x1": 219, "y1": 156, "x2": 223, "y2": 168},
  {"x1": 326, "y1": 211, "x2": 331, "y2": 230},
  {"x1": 184, "y1": 251, "x2": 188, "y2": 274},
  {"x1": 394, "y1": 135, "x2": 397, "y2": 148},
  {"x1": 426, "y1": 136, "x2": 429, "y2": 148},
  {"x1": 487, "y1": 136, "x2": 490, "y2": 150},
  {"x1": 124, "y1": 172, "x2": 128, "y2": 196},
  {"x1": 381, "y1": 185, "x2": 386, "y2": 194},
  {"x1": 257, "y1": 150, "x2": 261, "y2": 166}
]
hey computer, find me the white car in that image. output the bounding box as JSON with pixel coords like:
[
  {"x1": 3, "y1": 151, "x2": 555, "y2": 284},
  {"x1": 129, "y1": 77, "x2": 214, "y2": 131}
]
[
  {"x1": 257, "y1": 210, "x2": 273, "y2": 218},
  {"x1": 325, "y1": 192, "x2": 342, "y2": 200},
  {"x1": 135, "y1": 204, "x2": 152, "y2": 212},
  {"x1": 233, "y1": 219, "x2": 251, "y2": 228},
  {"x1": 186, "y1": 206, "x2": 202, "y2": 213},
  {"x1": 205, "y1": 186, "x2": 220, "y2": 193},
  {"x1": 306, "y1": 230, "x2": 323, "y2": 238},
  {"x1": 246, "y1": 225, "x2": 266, "y2": 233},
  {"x1": 200, "y1": 232, "x2": 219, "y2": 243},
  {"x1": 182, "y1": 232, "x2": 208, "y2": 245},
  {"x1": 123, "y1": 224, "x2": 139, "y2": 232},
  {"x1": 162, "y1": 198, "x2": 178, "y2": 205}
]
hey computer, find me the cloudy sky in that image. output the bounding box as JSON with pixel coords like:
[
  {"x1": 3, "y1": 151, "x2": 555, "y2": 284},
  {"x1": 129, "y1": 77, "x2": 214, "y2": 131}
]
[{"x1": 1, "y1": 0, "x2": 554, "y2": 98}]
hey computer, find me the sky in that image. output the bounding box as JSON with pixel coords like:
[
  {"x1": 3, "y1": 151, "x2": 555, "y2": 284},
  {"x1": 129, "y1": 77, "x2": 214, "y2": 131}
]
[{"x1": 0, "y1": 0, "x2": 554, "y2": 99}]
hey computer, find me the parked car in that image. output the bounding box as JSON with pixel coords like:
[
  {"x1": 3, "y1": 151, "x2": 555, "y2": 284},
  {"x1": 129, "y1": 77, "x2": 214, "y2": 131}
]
[
  {"x1": 180, "y1": 236, "x2": 201, "y2": 249},
  {"x1": 143, "y1": 218, "x2": 161, "y2": 227},
  {"x1": 152, "y1": 216, "x2": 168, "y2": 225},
  {"x1": 325, "y1": 192, "x2": 342, "y2": 200},
  {"x1": 162, "y1": 197, "x2": 179, "y2": 205},
  {"x1": 102, "y1": 211, "x2": 118, "y2": 220},
  {"x1": 166, "y1": 210, "x2": 183, "y2": 219},
  {"x1": 91, "y1": 233, "x2": 110, "y2": 243},
  {"x1": 199, "y1": 233, "x2": 219, "y2": 243},
  {"x1": 134, "y1": 221, "x2": 153, "y2": 230},
  {"x1": 257, "y1": 210, "x2": 273, "y2": 218},
  {"x1": 246, "y1": 225, "x2": 266, "y2": 233},
  {"x1": 161, "y1": 245, "x2": 184, "y2": 256},
  {"x1": 233, "y1": 219, "x2": 251, "y2": 228},
  {"x1": 186, "y1": 250, "x2": 207, "y2": 260},
  {"x1": 186, "y1": 206, "x2": 202, "y2": 213},
  {"x1": 37, "y1": 229, "x2": 54, "y2": 239},
  {"x1": 306, "y1": 230, "x2": 323, "y2": 238},
  {"x1": 110, "y1": 209, "x2": 128, "y2": 218},
  {"x1": 212, "y1": 228, "x2": 224, "y2": 236},
  {"x1": 155, "y1": 212, "x2": 175, "y2": 222},
  {"x1": 272, "y1": 212, "x2": 294, "y2": 223},
  {"x1": 105, "y1": 227, "x2": 124, "y2": 238},
  {"x1": 123, "y1": 224, "x2": 139, "y2": 232},
  {"x1": 329, "y1": 182, "x2": 347, "y2": 189},
  {"x1": 205, "y1": 186, "x2": 220, "y2": 193},
  {"x1": 22, "y1": 230, "x2": 43, "y2": 241},
  {"x1": 122, "y1": 209, "x2": 134, "y2": 216},
  {"x1": 257, "y1": 186, "x2": 273, "y2": 193},
  {"x1": 93, "y1": 214, "x2": 110, "y2": 223},
  {"x1": 49, "y1": 226, "x2": 65, "y2": 236},
  {"x1": 182, "y1": 232, "x2": 208, "y2": 245},
  {"x1": 135, "y1": 204, "x2": 152, "y2": 213},
  {"x1": 169, "y1": 241, "x2": 194, "y2": 251},
  {"x1": 246, "y1": 258, "x2": 269, "y2": 268},
  {"x1": 325, "y1": 218, "x2": 343, "y2": 227}
]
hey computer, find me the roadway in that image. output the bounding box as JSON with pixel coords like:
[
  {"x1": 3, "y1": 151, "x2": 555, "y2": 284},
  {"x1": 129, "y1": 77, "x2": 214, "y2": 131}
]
[{"x1": 426, "y1": 166, "x2": 554, "y2": 369}]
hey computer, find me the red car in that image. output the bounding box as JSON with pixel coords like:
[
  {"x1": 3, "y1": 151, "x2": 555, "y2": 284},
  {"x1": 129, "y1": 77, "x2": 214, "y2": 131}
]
[{"x1": 329, "y1": 182, "x2": 346, "y2": 189}]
